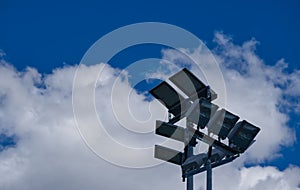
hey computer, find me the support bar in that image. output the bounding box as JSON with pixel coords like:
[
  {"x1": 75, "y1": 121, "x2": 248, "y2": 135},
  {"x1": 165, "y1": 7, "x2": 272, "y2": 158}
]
[
  {"x1": 188, "y1": 127, "x2": 239, "y2": 156},
  {"x1": 182, "y1": 155, "x2": 239, "y2": 178}
]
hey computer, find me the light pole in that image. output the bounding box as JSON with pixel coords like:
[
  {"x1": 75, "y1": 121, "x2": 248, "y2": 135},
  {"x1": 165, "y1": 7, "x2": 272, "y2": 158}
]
[{"x1": 150, "y1": 68, "x2": 260, "y2": 190}]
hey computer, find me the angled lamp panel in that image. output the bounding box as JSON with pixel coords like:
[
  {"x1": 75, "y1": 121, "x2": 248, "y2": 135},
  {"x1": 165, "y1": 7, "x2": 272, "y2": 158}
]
[
  {"x1": 181, "y1": 153, "x2": 207, "y2": 174},
  {"x1": 209, "y1": 148, "x2": 227, "y2": 163},
  {"x1": 154, "y1": 145, "x2": 184, "y2": 165},
  {"x1": 149, "y1": 81, "x2": 185, "y2": 117},
  {"x1": 181, "y1": 148, "x2": 227, "y2": 176},
  {"x1": 186, "y1": 98, "x2": 219, "y2": 129},
  {"x1": 182, "y1": 153, "x2": 239, "y2": 178},
  {"x1": 156, "y1": 120, "x2": 185, "y2": 142},
  {"x1": 207, "y1": 109, "x2": 240, "y2": 140},
  {"x1": 228, "y1": 120, "x2": 261, "y2": 153},
  {"x1": 189, "y1": 127, "x2": 239, "y2": 155},
  {"x1": 169, "y1": 68, "x2": 217, "y2": 101}
]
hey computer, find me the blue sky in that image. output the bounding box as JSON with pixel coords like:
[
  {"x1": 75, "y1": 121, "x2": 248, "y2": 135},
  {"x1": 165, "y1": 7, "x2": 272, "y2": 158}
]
[
  {"x1": 0, "y1": 1, "x2": 300, "y2": 189},
  {"x1": 1, "y1": 0, "x2": 299, "y2": 72}
]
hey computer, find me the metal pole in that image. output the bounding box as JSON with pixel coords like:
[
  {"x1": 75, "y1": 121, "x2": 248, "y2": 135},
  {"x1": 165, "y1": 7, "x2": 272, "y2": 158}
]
[
  {"x1": 186, "y1": 121, "x2": 193, "y2": 190},
  {"x1": 186, "y1": 145, "x2": 193, "y2": 190},
  {"x1": 187, "y1": 175, "x2": 193, "y2": 190},
  {"x1": 206, "y1": 146, "x2": 212, "y2": 190},
  {"x1": 206, "y1": 159, "x2": 212, "y2": 190}
]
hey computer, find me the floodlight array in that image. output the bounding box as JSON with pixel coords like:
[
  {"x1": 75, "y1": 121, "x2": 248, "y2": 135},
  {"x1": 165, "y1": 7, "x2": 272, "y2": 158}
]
[
  {"x1": 151, "y1": 68, "x2": 260, "y2": 154},
  {"x1": 150, "y1": 68, "x2": 261, "y2": 189}
]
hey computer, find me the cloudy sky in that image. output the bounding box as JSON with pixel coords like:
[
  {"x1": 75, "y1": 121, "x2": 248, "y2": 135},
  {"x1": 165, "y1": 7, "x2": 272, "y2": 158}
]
[{"x1": 0, "y1": 1, "x2": 300, "y2": 190}]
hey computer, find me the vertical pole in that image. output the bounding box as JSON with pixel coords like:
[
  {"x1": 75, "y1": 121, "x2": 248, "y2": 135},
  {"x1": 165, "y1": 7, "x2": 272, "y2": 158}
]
[
  {"x1": 206, "y1": 146, "x2": 212, "y2": 190},
  {"x1": 206, "y1": 159, "x2": 212, "y2": 190},
  {"x1": 186, "y1": 121, "x2": 193, "y2": 190},
  {"x1": 186, "y1": 145, "x2": 193, "y2": 190}
]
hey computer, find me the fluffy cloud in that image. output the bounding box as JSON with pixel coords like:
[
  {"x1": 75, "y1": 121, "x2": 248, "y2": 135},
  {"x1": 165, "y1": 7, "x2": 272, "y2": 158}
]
[
  {"x1": 0, "y1": 32, "x2": 300, "y2": 190},
  {"x1": 0, "y1": 61, "x2": 184, "y2": 190},
  {"x1": 213, "y1": 32, "x2": 300, "y2": 162},
  {"x1": 212, "y1": 165, "x2": 300, "y2": 190}
]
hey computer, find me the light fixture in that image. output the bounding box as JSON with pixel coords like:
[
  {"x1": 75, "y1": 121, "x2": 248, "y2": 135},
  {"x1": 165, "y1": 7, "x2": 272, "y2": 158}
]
[
  {"x1": 207, "y1": 109, "x2": 240, "y2": 140},
  {"x1": 185, "y1": 98, "x2": 219, "y2": 129},
  {"x1": 156, "y1": 120, "x2": 185, "y2": 143},
  {"x1": 181, "y1": 148, "x2": 226, "y2": 175},
  {"x1": 181, "y1": 153, "x2": 207, "y2": 174},
  {"x1": 154, "y1": 145, "x2": 184, "y2": 165},
  {"x1": 228, "y1": 120, "x2": 260, "y2": 153},
  {"x1": 169, "y1": 68, "x2": 217, "y2": 101},
  {"x1": 150, "y1": 81, "x2": 186, "y2": 118},
  {"x1": 156, "y1": 120, "x2": 197, "y2": 146}
]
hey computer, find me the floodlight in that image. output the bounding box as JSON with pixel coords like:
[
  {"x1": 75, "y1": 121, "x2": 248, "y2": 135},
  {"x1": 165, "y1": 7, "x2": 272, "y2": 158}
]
[
  {"x1": 182, "y1": 153, "x2": 239, "y2": 178},
  {"x1": 228, "y1": 120, "x2": 260, "y2": 153},
  {"x1": 186, "y1": 98, "x2": 218, "y2": 129},
  {"x1": 207, "y1": 109, "x2": 240, "y2": 140},
  {"x1": 181, "y1": 148, "x2": 226, "y2": 175},
  {"x1": 169, "y1": 68, "x2": 217, "y2": 101},
  {"x1": 181, "y1": 153, "x2": 207, "y2": 173},
  {"x1": 190, "y1": 128, "x2": 239, "y2": 156},
  {"x1": 156, "y1": 121, "x2": 197, "y2": 146},
  {"x1": 156, "y1": 121, "x2": 185, "y2": 142},
  {"x1": 150, "y1": 81, "x2": 185, "y2": 117},
  {"x1": 209, "y1": 148, "x2": 226, "y2": 163},
  {"x1": 154, "y1": 145, "x2": 184, "y2": 165}
]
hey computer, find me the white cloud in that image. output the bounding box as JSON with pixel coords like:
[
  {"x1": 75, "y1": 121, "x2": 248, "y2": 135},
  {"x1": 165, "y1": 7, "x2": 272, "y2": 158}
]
[
  {"x1": 212, "y1": 165, "x2": 300, "y2": 190},
  {"x1": 0, "y1": 32, "x2": 300, "y2": 190},
  {"x1": 0, "y1": 61, "x2": 185, "y2": 190},
  {"x1": 212, "y1": 32, "x2": 300, "y2": 162}
]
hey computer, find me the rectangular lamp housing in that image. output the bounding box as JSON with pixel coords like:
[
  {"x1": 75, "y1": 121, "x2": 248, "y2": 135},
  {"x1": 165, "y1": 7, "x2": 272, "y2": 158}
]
[
  {"x1": 149, "y1": 81, "x2": 185, "y2": 118},
  {"x1": 154, "y1": 145, "x2": 184, "y2": 165},
  {"x1": 186, "y1": 98, "x2": 218, "y2": 129},
  {"x1": 207, "y1": 109, "x2": 240, "y2": 140},
  {"x1": 169, "y1": 68, "x2": 217, "y2": 101},
  {"x1": 228, "y1": 120, "x2": 261, "y2": 153}
]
